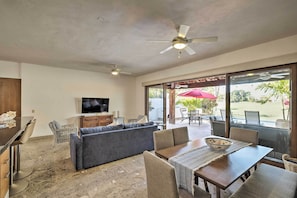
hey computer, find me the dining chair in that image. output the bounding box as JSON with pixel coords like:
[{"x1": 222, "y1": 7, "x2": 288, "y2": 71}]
[
  {"x1": 230, "y1": 127, "x2": 258, "y2": 180},
  {"x1": 153, "y1": 129, "x2": 174, "y2": 151},
  {"x1": 143, "y1": 151, "x2": 210, "y2": 198},
  {"x1": 172, "y1": 126, "x2": 189, "y2": 145},
  {"x1": 282, "y1": 154, "x2": 297, "y2": 173},
  {"x1": 244, "y1": 110, "x2": 260, "y2": 125},
  {"x1": 229, "y1": 127, "x2": 258, "y2": 145}
]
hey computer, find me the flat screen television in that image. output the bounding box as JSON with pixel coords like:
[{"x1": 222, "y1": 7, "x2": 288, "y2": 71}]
[{"x1": 81, "y1": 97, "x2": 109, "y2": 113}]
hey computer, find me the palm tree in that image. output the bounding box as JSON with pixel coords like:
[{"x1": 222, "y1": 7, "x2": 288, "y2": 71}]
[{"x1": 256, "y1": 80, "x2": 290, "y2": 120}]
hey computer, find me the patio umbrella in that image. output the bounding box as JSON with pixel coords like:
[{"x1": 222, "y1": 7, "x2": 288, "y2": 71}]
[{"x1": 178, "y1": 88, "x2": 217, "y2": 99}]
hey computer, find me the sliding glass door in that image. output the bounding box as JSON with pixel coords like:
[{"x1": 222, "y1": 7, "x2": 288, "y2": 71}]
[
  {"x1": 146, "y1": 84, "x2": 166, "y2": 128},
  {"x1": 228, "y1": 66, "x2": 292, "y2": 160}
]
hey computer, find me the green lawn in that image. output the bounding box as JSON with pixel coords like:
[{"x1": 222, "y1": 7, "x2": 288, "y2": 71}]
[{"x1": 229, "y1": 101, "x2": 288, "y2": 121}]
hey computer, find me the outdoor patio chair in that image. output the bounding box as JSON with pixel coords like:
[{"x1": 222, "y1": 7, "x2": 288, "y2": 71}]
[
  {"x1": 282, "y1": 154, "x2": 297, "y2": 173},
  {"x1": 220, "y1": 109, "x2": 234, "y2": 122},
  {"x1": 189, "y1": 110, "x2": 202, "y2": 125},
  {"x1": 244, "y1": 110, "x2": 260, "y2": 125},
  {"x1": 180, "y1": 108, "x2": 189, "y2": 122},
  {"x1": 275, "y1": 119, "x2": 289, "y2": 128},
  {"x1": 143, "y1": 151, "x2": 210, "y2": 198}
]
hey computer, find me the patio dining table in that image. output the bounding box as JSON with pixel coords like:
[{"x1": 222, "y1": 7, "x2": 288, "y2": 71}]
[{"x1": 155, "y1": 137, "x2": 273, "y2": 198}]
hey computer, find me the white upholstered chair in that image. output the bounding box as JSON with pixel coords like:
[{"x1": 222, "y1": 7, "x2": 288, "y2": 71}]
[
  {"x1": 143, "y1": 151, "x2": 210, "y2": 198},
  {"x1": 153, "y1": 129, "x2": 174, "y2": 151},
  {"x1": 172, "y1": 126, "x2": 189, "y2": 145},
  {"x1": 229, "y1": 127, "x2": 258, "y2": 145},
  {"x1": 230, "y1": 127, "x2": 258, "y2": 180}
]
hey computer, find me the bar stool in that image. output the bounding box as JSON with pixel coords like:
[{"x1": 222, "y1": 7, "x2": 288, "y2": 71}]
[{"x1": 10, "y1": 119, "x2": 36, "y2": 195}]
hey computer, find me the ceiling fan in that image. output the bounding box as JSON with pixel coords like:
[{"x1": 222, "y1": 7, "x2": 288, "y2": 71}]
[
  {"x1": 257, "y1": 72, "x2": 289, "y2": 80},
  {"x1": 151, "y1": 24, "x2": 218, "y2": 56},
  {"x1": 111, "y1": 65, "x2": 132, "y2": 76}
]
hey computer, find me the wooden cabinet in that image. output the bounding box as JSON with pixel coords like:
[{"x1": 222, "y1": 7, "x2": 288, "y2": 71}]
[
  {"x1": 0, "y1": 148, "x2": 9, "y2": 198},
  {"x1": 80, "y1": 115, "x2": 113, "y2": 128}
]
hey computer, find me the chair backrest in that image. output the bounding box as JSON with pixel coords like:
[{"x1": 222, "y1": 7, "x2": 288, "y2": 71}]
[
  {"x1": 220, "y1": 109, "x2": 226, "y2": 121},
  {"x1": 212, "y1": 120, "x2": 226, "y2": 137},
  {"x1": 230, "y1": 127, "x2": 258, "y2": 145},
  {"x1": 18, "y1": 119, "x2": 36, "y2": 144},
  {"x1": 153, "y1": 129, "x2": 174, "y2": 151},
  {"x1": 220, "y1": 109, "x2": 234, "y2": 122},
  {"x1": 143, "y1": 151, "x2": 179, "y2": 198},
  {"x1": 48, "y1": 121, "x2": 57, "y2": 135},
  {"x1": 282, "y1": 154, "x2": 297, "y2": 173},
  {"x1": 180, "y1": 108, "x2": 188, "y2": 118},
  {"x1": 172, "y1": 127, "x2": 189, "y2": 145},
  {"x1": 275, "y1": 119, "x2": 289, "y2": 129},
  {"x1": 245, "y1": 110, "x2": 260, "y2": 125}
]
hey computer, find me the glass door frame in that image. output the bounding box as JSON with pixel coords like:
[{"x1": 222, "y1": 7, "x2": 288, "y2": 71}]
[
  {"x1": 145, "y1": 83, "x2": 167, "y2": 129},
  {"x1": 226, "y1": 64, "x2": 297, "y2": 158}
]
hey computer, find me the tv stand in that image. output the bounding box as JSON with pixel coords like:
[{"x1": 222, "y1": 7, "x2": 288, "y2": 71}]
[{"x1": 80, "y1": 114, "x2": 113, "y2": 128}]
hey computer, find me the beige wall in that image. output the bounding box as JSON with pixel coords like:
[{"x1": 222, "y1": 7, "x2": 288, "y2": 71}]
[
  {"x1": 0, "y1": 62, "x2": 137, "y2": 137},
  {"x1": 135, "y1": 34, "x2": 297, "y2": 115}
]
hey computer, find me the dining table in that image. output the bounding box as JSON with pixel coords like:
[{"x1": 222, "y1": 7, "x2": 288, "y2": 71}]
[{"x1": 155, "y1": 137, "x2": 273, "y2": 198}]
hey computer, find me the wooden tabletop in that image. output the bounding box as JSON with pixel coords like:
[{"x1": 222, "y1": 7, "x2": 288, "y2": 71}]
[
  {"x1": 155, "y1": 138, "x2": 207, "y2": 160},
  {"x1": 155, "y1": 137, "x2": 273, "y2": 198},
  {"x1": 195, "y1": 145, "x2": 273, "y2": 190}
]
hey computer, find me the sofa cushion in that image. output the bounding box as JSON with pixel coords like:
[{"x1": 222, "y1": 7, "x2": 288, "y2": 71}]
[
  {"x1": 123, "y1": 121, "x2": 154, "y2": 129},
  {"x1": 136, "y1": 115, "x2": 148, "y2": 123},
  {"x1": 80, "y1": 124, "x2": 124, "y2": 135}
]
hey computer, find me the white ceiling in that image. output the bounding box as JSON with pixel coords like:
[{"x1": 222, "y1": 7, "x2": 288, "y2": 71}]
[{"x1": 0, "y1": 0, "x2": 297, "y2": 76}]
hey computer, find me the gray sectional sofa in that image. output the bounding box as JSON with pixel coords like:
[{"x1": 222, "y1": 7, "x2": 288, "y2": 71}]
[{"x1": 70, "y1": 122, "x2": 158, "y2": 170}]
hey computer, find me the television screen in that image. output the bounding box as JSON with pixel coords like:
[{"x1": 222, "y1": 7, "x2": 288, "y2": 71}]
[{"x1": 82, "y1": 98, "x2": 109, "y2": 113}]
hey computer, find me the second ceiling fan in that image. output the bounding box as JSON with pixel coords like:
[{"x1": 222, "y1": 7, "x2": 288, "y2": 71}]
[{"x1": 153, "y1": 24, "x2": 218, "y2": 56}]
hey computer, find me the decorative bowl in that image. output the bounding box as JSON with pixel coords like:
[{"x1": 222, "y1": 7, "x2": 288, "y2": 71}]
[{"x1": 205, "y1": 136, "x2": 233, "y2": 151}]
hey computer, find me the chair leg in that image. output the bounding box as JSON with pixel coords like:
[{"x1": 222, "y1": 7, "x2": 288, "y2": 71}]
[
  {"x1": 13, "y1": 145, "x2": 33, "y2": 180},
  {"x1": 203, "y1": 179, "x2": 209, "y2": 193},
  {"x1": 9, "y1": 145, "x2": 29, "y2": 196}
]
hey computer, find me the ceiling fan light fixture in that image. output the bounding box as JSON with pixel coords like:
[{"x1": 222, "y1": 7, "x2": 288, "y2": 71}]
[
  {"x1": 173, "y1": 42, "x2": 187, "y2": 49},
  {"x1": 111, "y1": 68, "x2": 119, "y2": 75}
]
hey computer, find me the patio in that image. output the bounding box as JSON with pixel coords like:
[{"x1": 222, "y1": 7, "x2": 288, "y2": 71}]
[{"x1": 167, "y1": 118, "x2": 212, "y2": 140}]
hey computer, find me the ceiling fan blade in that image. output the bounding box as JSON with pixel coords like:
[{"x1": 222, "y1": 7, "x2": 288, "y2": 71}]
[
  {"x1": 178, "y1": 25, "x2": 190, "y2": 38},
  {"x1": 120, "y1": 71, "x2": 132, "y2": 75},
  {"x1": 188, "y1": 36, "x2": 218, "y2": 43},
  {"x1": 184, "y1": 46, "x2": 196, "y2": 55},
  {"x1": 271, "y1": 75, "x2": 285, "y2": 79},
  {"x1": 160, "y1": 46, "x2": 174, "y2": 54},
  {"x1": 147, "y1": 40, "x2": 171, "y2": 43}
]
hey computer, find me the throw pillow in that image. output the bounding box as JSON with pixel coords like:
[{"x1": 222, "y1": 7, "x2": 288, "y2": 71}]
[{"x1": 136, "y1": 115, "x2": 148, "y2": 123}]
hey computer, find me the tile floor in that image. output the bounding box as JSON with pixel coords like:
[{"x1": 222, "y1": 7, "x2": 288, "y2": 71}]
[{"x1": 10, "y1": 121, "x2": 240, "y2": 198}]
